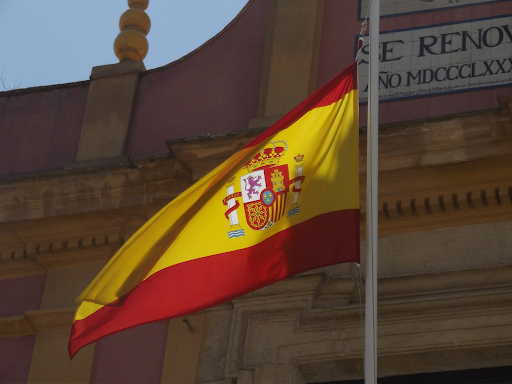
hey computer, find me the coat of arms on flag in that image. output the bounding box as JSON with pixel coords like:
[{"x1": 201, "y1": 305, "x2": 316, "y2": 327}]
[{"x1": 223, "y1": 141, "x2": 306, "y2": 238}]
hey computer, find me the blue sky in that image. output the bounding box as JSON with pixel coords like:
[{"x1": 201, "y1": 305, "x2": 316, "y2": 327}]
[{"x1": 0, "y1": 1, "x2": 248, "y2": 90}]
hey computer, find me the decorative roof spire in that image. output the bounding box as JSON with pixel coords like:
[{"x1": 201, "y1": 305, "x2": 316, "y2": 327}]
[{"x1": 114, "y1": 0, "x2": 150, "y2": 62}]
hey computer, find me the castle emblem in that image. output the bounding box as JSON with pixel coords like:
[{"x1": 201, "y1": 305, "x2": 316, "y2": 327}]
[{"x1": 223, "y1": 141, "x2": 306, "y2": 238}]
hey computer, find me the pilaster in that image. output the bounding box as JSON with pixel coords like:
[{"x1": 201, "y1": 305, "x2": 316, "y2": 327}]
[
  {"x1": 75, "y1": 60, "x2": 145, "y2": 163},
  {"x1": 160, "y1": 313, "x2": 206, "y2": 384},
  {"x1": 251, "y1": 0, "x2": 324, "y2": 128}
]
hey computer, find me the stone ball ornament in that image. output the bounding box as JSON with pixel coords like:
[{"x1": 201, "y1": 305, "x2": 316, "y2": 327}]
[
  {"x1": 114, "y1": 0, "x2": 150, "y2": 62},
  {"x1": 114, "y1": 29, "x2": 149, "y2": 61},
  {"x1": 128, "y1": 0, "x2": 149, "y2": 10},
  {"x1": 119, "y1": 8, "x2": 151, "y2": 35}
]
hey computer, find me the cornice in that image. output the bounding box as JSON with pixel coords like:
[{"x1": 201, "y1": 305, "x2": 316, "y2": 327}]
[
  {"x1": 166, "y1": 129, "x2": 263, "y2": 181},
  {"x1": 0, "y1": 307, "x2": 75, "y2": 338},
  {"x1": 2, "y1": 265, "x2": 511, "y2": 340},
  {"x1": 0, "y1": 315, "x2": 36, "y2": 338},
  {"x1": 0, "y1": 98, "x2": 511, "y2": 279},
  {"x1": 0, "y1": 218, "x2": 138, "y2": 280},
  {"x1": 24, "y1": 307, "x2": 75, "y2": 331},
  {"x1": 365, "y1": 154, "x2": 512, "y2": 236},
  {"x1": 0, "y1": 154, "x2": 191, "y2": 223}
]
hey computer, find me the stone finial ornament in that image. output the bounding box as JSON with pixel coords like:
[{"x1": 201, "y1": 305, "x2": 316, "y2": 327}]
[{"x1": 114, "y1": 0, "x2": 151, "y2": 61}]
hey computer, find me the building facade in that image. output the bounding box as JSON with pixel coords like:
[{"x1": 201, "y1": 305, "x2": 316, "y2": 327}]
[{"x1": 1, "y1": 0, "x2": 512, "y2": 382}]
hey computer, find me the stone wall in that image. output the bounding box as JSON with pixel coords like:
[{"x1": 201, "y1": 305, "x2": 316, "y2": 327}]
[{"x1": 0, "y1": 98, "x2": 511, "y2": 382}]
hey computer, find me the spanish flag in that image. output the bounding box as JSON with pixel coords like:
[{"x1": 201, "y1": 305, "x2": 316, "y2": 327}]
[{"x1": 69, "y1": 62, "x2": 360, "y2": 357}]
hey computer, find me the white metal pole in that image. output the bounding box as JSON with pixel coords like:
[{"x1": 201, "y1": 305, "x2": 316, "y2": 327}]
[{"x1": 365, "y1": 0, "x2": 380, "y2": 382}]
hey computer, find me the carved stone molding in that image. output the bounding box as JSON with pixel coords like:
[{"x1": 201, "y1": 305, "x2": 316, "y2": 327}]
[
  {"x1": 223, "y1": 265, "x2": 512, "y2": 383},
  {"x1": 166, "y1": 129, "x2": 263, "y2": 181},
  {"x1": 0, "y1": 315, "x2": 36, "y2": 338},
  {"x1": 0, "y1": 211, "x2": 150, "y2": 279},
  {"x1": 368, "y1": 154, "x2": 512, "y2": 236},
  {"x1": 25, "y1": 307, "x2": 75, "y2": 331},
  {"x1": 0, "y1": 154, "x2": 191, "y2": 223},
  {"x1": 0, "y1": 307, "x2": 75, "y2": 338}
]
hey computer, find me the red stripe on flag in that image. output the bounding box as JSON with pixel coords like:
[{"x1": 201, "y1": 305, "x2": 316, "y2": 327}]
[{"x1": 69, "y1": 209, "x2": 360, "y2": 357}]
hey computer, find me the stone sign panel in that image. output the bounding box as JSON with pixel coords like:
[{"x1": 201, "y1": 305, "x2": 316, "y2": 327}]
[
  {"x1": 357, "y1": 15, "x2": 512, "y2": 102},
  {"x1": 359, "y1": 0, "x2": 501, "y2": 18}
]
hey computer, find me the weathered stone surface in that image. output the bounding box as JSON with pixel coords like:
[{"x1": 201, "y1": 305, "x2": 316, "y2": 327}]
[
  {"x1": 219, "y1": 264, "x2": 512, "y2": 383},
  {"x1": 196, "y1": 306, "x2": 234, "y2": 383}
]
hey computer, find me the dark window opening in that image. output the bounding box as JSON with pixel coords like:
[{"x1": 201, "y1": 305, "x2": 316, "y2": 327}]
[{"x1": 319, "y1": 366, "x2": 512, "y2": 384}]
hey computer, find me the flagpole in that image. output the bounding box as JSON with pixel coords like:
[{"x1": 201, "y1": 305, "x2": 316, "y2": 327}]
[{"x1": 364, "y1": 0, "x2": 380, "y2": 382}]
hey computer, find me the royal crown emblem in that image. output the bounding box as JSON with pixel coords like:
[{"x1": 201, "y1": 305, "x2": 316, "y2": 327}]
[
  {"x1": 243, "y1": 142, "x2": 287, "y2": 172},
  {"x1": 222, "y1": 141, "x2": 306, "y2": 238}
]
